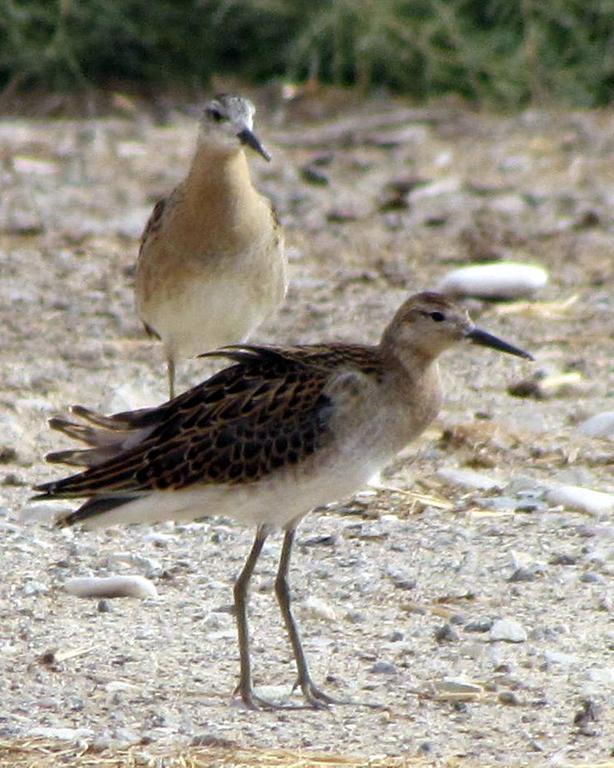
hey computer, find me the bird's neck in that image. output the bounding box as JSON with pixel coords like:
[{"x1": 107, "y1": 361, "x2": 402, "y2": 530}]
[
  {"x1": 379, "y1": 343, "x2": 444, "y2": 433},
  {"x1": 185, "y1": 146, "x2": 258, "y2": 210}
]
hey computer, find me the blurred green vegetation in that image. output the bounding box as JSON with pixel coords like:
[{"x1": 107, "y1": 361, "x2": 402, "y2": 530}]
[{"x1": 0, "y1": 0, "x2": 612, "y2": 107}]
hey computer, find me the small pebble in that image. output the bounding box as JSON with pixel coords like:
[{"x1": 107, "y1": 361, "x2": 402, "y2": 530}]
[
  {"x1": 13, "y1": 157, "x2": 59, "y2": 176},
  {"x1": 370, "y1": 660, "x2": 397, "y2": 675},
  {"x1": 580, "y1": 571, "x2": 602, "y2": 584},
  {"x1": 345, "y1": 610, "x2": 366, "y2": 624},
  {"x1": 508, "y1": 371, "x2": 586, "y2": 400},
  {"x1": 191, "y1": 734, "x2": 236, "y2": 748},
  {"x1": 97, "y1": 599, "x2": 112, "y2": 613},
  {"x1": 301, "y1": 534, "x2": 337, "y2": 547},
  {"x1": 435, "y1": 623, "x2": 459, "y2": 643},
  {"x1": 449, "y1": 612, "x2": 466, "y2": 626},
  {"x1": 490, "y1": 619, "x2": 528, "y2": 643},
  {"x1": 573, "y1": 699, "x2": 600, "y2": 737},
  {"x1": 65, "y1": 575, "x2": 158, "y2": 600},
  {"x1": 543, "y1": 650, "x2": 578, "y2": 666},
  {"x1": 586, "y1": 667, "x2": 614, "y2": 686},
  {"x1": 436, "y1": 262, "x2": 548, "y2": 300},
  {"x1": 546, "y1": 485, "x2": 614, "y2": 516},
  {"x1": 302, "y1": 596, "x2": 337, "y2": 622},
  {"x1": 30, "y1": 726, "x2": 92, "y2": 740},
  {"x1": 464, "y1": 618, "x2": 494, "y2": 633},
  {"x1": 300, "y1": 164, "x2": 329, "y2": 186},
  {"x1": 433, "y1": 677, "x2": 483, "y2": 701},
  {"x1": 549, "y1": 553, "x2": 577, "y2": 566},
  {"x1": 498, "y1": 691, "x2": 520, "y2": 706},
  {"x1": 386, "y1": 567, "x2": 416, "y2": 590},
  {"x1": 508, "y1": 567, "x2": 536, "y2": 583},
  {"x1": 576, "y1": 411, "x2": 614, "y2": 441}
]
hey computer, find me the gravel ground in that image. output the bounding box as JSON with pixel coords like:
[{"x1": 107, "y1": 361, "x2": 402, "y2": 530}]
[{"x1": 0, "y1": 93, "x2": 612, "y2": 766}]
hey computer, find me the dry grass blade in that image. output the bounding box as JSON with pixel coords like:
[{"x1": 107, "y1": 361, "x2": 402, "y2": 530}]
[
  {"x1": 0, "y1": 740, "x2": 469, "y2": 768},
  {"x1": 2, "y1": 740, "x2": 611, "y2": 768},
  {"x1": 493, "y1": 295, "x2": 579, "y2": 319}
]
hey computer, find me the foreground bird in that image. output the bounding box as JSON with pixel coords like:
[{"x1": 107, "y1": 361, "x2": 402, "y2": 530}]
[
  {"x1": 136, "y1": 93, "x2": 286, "y2": 398},
  {"x1": 34, "y1": 292, "x2": 532, "y2": 709}
]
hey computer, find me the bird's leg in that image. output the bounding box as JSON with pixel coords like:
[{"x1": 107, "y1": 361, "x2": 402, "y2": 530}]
[
  {"x1": 166, "y1": 357, "x2": 175, "y2": 400},
  {"x1": 233, "y1": 525, "x2": 269, "y2": 708},
  {"x1": 275, "y1": 528, "x2": 341, "y2": 708},
  {"x1": 276, "y1": 528, "x2": 384, "y2": 710},
  {"x1": 233, "y1": 526, "x2": 323, "y2": 711}
]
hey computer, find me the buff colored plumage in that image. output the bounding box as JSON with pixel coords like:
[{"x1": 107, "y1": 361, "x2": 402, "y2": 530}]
[{"x1": 136, "y1": 93, "x2": 286, "y2": 397}]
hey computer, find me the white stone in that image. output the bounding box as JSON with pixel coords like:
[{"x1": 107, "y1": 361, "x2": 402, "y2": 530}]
[
  {"x1": 546, "y1": 485, "x2": 614, "y2": 517},
  {"x1": 577, "y1": 411, "x2": 614, "y2": 440},
  {"x1": 490, "y1": 619, "x2": 527, "y2": 643},
  {"x1": 436, "y1": 262, "x2": 548, "y2": 300},
  {"x1": 65, "y1": 575, "x2": 158, "y2": 600},
  {"x1": 30, "y1": 726, "x2": 92, "y2": 740},
  {"x1": 586, "y1": 667, "x2": 614, "y2": 686},
  {"x1": 543, "y1": 650, "x2": 578, "y2": 666},
  {"x1": 106, "y1": 680, "x2": 139, "y2": 693},
  {"x1": 13, "y1": 156, "x2": 59, "y2": 176},
  {"x1": 411, "y1": 176, "x2": 462, "y2": 200},
  {"x1": 302, "y1": 596, "x2": 337, "y2": 622},
  {"x1": 439, "y1": 677, "x2": 483, "y2": 694},
  {"x1": 436, "y1": 467, "x2": 502, "y2": 491}
]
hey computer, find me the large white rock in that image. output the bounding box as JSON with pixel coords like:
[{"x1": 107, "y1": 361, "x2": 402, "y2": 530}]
[
  {"x1": 437, "y1": 262, "x2": 548, "y2": 299},
  {"x1": 546, "y1": 485, "x2": 614, "y2": 517},
  {"x1": 65, "y1": 575, "x2": 158, "y2": 599}
]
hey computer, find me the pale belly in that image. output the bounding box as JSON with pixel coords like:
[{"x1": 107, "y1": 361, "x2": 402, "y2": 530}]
[
  {"x1": 139, "y1": 239, "x2": 287, "y2": 359},
  {"x1": 84, "y1": 412, "x2": 419, "y2": 532}
]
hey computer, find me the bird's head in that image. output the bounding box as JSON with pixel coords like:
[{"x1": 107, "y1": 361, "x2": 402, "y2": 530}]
[
  {"x1": 382, "y1": 291, "x2": 533, "y2": 363},
  {"x1": 198, "y1": 93, "x2": 270, "y2": 161}
]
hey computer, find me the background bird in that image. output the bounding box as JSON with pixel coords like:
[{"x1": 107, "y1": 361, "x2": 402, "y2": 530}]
[
  {"x1": 35, "y1": 292, "x2": 532, "y2": 710},
  {"x1": 136, "y1": 93, "x2": 286, "y2": 398}
]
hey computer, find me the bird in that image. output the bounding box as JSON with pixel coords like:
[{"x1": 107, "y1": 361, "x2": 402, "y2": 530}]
[
  {"x1": 34, "y1": 292, "x2": 532, "y2": 710},
  {"x1": 135, "y1": 93, "x2": 286, "y2": 399}
]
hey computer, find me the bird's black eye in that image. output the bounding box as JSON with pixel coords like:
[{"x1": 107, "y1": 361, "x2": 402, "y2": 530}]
[
  {"x1": 207, "y1": 108, "x2": 224, "y2": 123},
  {"x1": 430, "y1": 311, "x2": 445, "y2": 322}
]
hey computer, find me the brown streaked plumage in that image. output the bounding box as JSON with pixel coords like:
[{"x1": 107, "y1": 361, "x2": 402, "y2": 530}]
[
  {"x1": 136, "y1": 93, "x2": 286, "y2": 398},
  {"x1": 34, "y1": 292, "x2": 532, "y2": 710}
]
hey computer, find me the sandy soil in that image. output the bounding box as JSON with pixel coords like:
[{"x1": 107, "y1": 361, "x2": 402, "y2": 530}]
[{"x1": 0, "y1": 92, "x2": 612, "y2": 767}]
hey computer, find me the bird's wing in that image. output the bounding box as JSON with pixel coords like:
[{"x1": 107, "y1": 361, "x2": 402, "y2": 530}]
[
  {"x1": 34, "y1": 345, "x2": 381, "y2": 500},
  {"x1": 138, "y1": 196, "x2": 168, "y2": 255}
]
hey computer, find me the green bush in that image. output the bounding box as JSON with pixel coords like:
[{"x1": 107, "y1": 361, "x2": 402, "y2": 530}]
[{"x1": 0, "y1": 0, "x2": 611, "y2": 108}]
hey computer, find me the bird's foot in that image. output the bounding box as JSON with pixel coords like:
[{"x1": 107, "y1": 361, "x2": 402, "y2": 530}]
[
  {"x1": 294, "y1": 677, "x2": 384, "y2": 710},
  {"x1": 235, "y1": 683, "x2": 312, "y2": 711}
]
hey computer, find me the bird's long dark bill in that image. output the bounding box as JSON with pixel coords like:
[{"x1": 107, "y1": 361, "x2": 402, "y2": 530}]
[
  {"x1": 468, "y1": 328, "x2": 533, "y2": 360},
  {"x1": 237, "y1": 128, "x2": 271, "y2": 161}
]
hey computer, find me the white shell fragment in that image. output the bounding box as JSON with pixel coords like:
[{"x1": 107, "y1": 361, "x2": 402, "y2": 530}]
[
  {"x1": 65, "y1": 575, "x2": 158, "y2": 600},
  {"x1": 437, "y1": 262, "x2": 548, "y2": 300},
  {"x1": 546, "y1": 485, "x2": 614, "y2": 517},
  {"x1": 436, "y1": 467, "x2": 502, "y2": 491}
]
